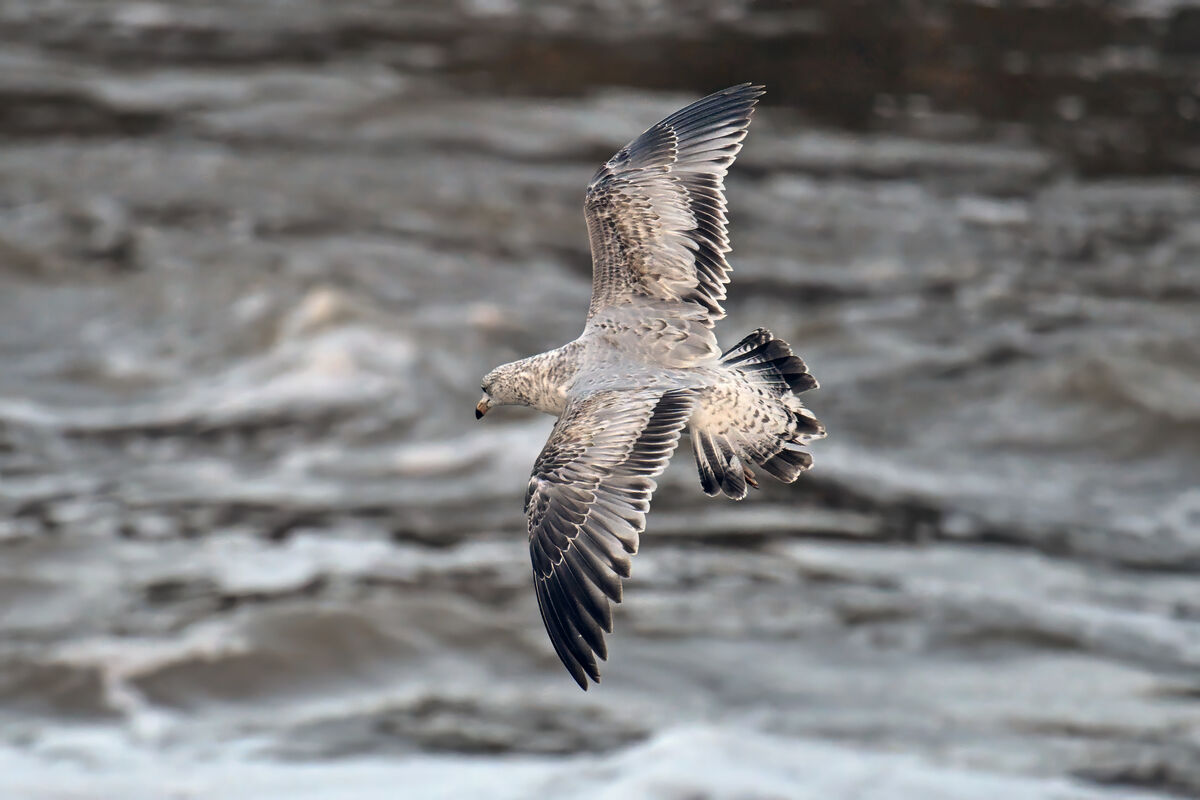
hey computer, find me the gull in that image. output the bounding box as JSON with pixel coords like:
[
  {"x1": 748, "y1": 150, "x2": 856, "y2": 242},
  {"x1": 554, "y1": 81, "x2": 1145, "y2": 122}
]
[{"x1": 475, "y1": 84, "x2": 824, "y2": 689}]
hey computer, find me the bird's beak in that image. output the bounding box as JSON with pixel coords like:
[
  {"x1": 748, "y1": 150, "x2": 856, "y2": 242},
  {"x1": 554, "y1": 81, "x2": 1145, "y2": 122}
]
[{"x1": 475, "y1": 395, "x2": 491, "y2": 420}]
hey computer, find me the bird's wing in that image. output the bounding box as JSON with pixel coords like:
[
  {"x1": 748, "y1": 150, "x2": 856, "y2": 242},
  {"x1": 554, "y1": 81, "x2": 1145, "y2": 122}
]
[
  {"x1": 526, "y1": 388, "x2": 693, "y2": 689},
  {"x1": 584, "y1": 83, "x2": 763, "y2": 327}
]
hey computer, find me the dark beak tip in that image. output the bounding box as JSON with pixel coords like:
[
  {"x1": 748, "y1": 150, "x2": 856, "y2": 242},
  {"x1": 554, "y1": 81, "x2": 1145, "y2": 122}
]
[{"x1": 475, "y1": 408, "x2": 484, "y2": 420}]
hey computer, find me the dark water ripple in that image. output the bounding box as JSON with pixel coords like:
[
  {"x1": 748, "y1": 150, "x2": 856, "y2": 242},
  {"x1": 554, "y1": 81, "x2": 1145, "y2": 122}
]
[{"x1": 1, "y1": 2, "x2": 1199, "y2": 798}]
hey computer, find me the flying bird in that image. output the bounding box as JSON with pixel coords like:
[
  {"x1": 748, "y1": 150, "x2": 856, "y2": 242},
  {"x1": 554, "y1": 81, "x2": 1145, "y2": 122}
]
[{"x1": 475, "y1": 84, "x2": 824, "y2": 689}]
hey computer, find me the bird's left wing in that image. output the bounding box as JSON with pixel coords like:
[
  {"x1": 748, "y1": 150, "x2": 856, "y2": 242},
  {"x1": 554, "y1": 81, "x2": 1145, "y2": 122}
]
[{"x1": 526, "y1": 388, "x2": 693, "y2": 689}]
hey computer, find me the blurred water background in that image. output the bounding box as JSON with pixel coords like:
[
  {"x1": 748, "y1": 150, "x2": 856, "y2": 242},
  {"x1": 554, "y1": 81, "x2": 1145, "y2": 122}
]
[{"x1": 1, "y1": 1, "x2": 1199, "y2": 798}]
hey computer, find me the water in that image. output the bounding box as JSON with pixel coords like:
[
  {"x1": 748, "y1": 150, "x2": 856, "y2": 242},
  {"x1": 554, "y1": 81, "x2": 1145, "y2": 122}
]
[{"x1": 1, "y1": 1, "x2": 1199, "y2": 797}]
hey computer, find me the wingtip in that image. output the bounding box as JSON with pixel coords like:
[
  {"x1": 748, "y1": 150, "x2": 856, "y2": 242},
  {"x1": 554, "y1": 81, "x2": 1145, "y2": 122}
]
[
  {"x1": 576, "y1": 670, "x2": 602, "y2": 691},
  {"x1": 712, "y1": 83, "x2": 765, "y2": 120},
  {"x1": 726, "y1": 82, "x2": 766, "y2": 99},
  {"x1": 574, "y1": 660, "x2": 600, "y2": 690}
]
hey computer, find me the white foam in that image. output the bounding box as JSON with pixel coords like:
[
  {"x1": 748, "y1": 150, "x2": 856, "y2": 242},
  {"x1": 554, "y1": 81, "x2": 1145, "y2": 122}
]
[{"x1": 0, "y1": 725, "x2": 1163, "y2": 800}]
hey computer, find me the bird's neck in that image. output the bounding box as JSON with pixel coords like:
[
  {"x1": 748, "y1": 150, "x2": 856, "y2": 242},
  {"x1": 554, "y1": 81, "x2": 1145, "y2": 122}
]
[{"x1": 508, "y1": 342, "x2": 580, "y2": 416}]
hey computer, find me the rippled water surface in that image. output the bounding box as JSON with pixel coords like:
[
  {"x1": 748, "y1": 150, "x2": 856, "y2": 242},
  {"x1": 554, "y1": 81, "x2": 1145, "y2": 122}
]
[{"x1": 1, "y1": 1, "x2": 1199, "y2": 798}]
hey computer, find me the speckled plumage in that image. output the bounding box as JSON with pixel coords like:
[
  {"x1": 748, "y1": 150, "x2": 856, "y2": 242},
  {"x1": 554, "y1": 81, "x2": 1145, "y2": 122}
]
[{"x1": 477, "y1": 84, "x2": 825, "y2": 689}]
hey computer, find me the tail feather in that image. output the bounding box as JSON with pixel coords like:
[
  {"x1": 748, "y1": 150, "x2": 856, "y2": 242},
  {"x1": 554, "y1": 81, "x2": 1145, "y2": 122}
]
[
  {"x1": 760, "y1": 443, "x2": 814, "y2": 483},
  {"x1": 690, "y1": 328, "x2": 824, "y2": 499},
  {"x1": 693, "y1": 433, "x2": 721, "y2": 497},
  {"x1": 693, "y1": 430, "x2": 722, "y2": 497},
  {"x1": 721, "y1": 328, "x2": 819, "y2": 396},
  {"x1": 789, "y1": 405, "x2": 825, "y2": 439},
  {"x1": 693, "y1": 429, "x2": 749, "y2": 500}
]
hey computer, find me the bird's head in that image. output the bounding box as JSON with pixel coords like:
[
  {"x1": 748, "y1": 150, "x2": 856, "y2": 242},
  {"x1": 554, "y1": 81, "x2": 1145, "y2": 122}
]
[{"x1": 476, "y1": 362, "x2": 521, "y2": 419}]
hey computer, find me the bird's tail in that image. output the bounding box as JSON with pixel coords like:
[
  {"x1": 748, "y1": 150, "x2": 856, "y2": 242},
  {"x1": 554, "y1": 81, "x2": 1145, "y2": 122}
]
[{"x1": 691, "y1": 328, "x2": 824, "y2": 500}]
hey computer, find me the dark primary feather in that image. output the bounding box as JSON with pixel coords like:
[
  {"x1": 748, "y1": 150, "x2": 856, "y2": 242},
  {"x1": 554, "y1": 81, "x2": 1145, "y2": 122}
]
[
  {"x1": 584, "y1": 84, "x2": 764, "y2": 325},
  {"x1": 526, "y1": 389, "x2": 693, "y2": 689}
]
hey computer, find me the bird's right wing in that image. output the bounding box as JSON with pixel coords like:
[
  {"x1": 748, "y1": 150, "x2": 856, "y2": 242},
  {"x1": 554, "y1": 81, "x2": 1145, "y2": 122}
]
[
  {"x1": 525, "y1": 389, "x2": 693, "y2": 689},
  {"x1": 584, "y1": 84, "x2": 763, "y2": 326}
]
